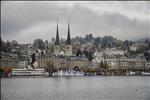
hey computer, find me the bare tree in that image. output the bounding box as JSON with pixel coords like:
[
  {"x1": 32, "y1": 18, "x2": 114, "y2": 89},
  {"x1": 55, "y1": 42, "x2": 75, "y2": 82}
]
[{"x1": 46, "y1": 60, "x2": 55, "y2": 76}]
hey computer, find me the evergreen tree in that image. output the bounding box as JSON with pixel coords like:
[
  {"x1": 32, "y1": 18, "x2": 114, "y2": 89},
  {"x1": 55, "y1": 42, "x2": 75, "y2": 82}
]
[{"x1": 76, "y1": 49, "x2": 82, "y2": 56}]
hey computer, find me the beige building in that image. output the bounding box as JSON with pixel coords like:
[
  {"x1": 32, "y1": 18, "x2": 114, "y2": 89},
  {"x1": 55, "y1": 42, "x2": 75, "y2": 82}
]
[
  {"x1": 145, "y1": 61, "x2": 150, "y2": 69},
  {"x1": 1, "y1": 52, "x2": 18, "y2": 69},
  {"x1": 37, "y1": 55, "x2": 97, "y2": 70},
  {"x1": 118, "y1": 56, "x2": 129, "y2": 69},
  {"x1": 118, "y1": 56, "x2": 146, "y2": 70},
  {"x1": 104, "y1": 55, "x2": 146, "y2": 70},
  {"x1": 37, "y1": 55, "x2": 52, "y2": 68},
  {"x1": 105, "y1": 55, "x2": 119, "y2": 69}
]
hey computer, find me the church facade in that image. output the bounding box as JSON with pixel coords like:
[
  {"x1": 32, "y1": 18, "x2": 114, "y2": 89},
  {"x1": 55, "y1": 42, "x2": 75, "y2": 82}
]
[{"x1": 54, "y1": 20, "x2": 73, "y2": 56}]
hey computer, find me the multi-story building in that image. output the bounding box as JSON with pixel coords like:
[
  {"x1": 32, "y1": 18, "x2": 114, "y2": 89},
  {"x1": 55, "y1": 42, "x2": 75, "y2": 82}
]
[
  {"x1": 37, "y1": 54, "x2": 52, "y2": 68},
  {"x1": 129, "y1": 42, "x2": 148, "y2": 52},
  {"x1": 93, "y1": 50, "x2": 104, "y2": 63},
  {"x1": 37, "y1": 54, "x2": 97, "y2": 70},
  {"x1": 18, "y1": 55, "x2": 29, "y2": 69},
  {"x1": 118, "y1": 56, "x2": 146, "y2": 70},
  {"x1": 1, "y1": 52, "x2": 19, "y2": 69},
  {"x1": 105, "y1": 55, "x2": 119, "y2": 69},
  {"x1": 145, "y1": 61, "x2": 150, "y2": 70},
  {"x1": 118, "y1": 56, "x2": 129, "y2": 69},
  {"x1": 104, "y1": 48, "x2": 125, "y2": 56}
]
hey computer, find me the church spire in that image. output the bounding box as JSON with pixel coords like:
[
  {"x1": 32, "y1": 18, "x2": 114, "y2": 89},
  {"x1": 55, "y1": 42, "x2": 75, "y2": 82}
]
[
  {"x1": 66, "y1": 19, "x2": 71, "y2": 45},
  {"x1": 55, "y1": 18, "x2": 59, "y2": 45}
]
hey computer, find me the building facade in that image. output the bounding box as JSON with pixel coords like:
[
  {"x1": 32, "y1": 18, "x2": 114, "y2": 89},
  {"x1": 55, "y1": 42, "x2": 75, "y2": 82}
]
[
  {"x1": 1, "y1": 52, "x2": 18, "y2": 69},
  {"x1": 105, "y1": 55, "x2": 119, "y2": 69},
  {"x1": 118, "y1": 56, "x2": 146, "y2": 70},
  {"x1": 53, "y1": 19, "x2": 73, "y2": 56}
]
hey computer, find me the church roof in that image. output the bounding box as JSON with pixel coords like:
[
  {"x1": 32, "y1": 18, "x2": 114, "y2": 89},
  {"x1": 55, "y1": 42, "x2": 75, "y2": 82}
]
[
  {"x1": 66, "y1": 19, "x2": 71, "y2": 45},
  {"x1": 55, "y1": 19, "x2": 60, "y2": 45}
]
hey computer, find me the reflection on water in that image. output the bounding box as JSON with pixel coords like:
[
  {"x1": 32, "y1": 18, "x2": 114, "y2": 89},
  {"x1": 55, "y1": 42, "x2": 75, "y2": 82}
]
[{"x1": 1, "y1": 76, "x2": 150, "y2": 100}]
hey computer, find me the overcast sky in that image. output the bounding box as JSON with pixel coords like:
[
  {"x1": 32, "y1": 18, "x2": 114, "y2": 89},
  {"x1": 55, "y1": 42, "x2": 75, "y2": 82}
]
[{"x1": 1, "y1": 1, "x2": 150, "y2": 43}]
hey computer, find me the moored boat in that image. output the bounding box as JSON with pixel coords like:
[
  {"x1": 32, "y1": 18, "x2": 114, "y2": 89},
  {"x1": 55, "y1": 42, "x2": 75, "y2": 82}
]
[
  {"x1": 11, "y1": 68, "x2": 48, "y2": 76},
  {"x1": 141, "y1": 72, "x2": 150, "y2": 75},
  {"x1": 52, "y1": 69, "x2": 84, "y2": 76},
  {"x1": 126, "y1": 70, "x2": 136, "y2": 75}
]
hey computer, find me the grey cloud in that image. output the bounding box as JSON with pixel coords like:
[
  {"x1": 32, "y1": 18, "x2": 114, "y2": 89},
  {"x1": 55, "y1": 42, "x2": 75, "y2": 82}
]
[
  {"x1": 1, "y1": 2, "x2": 61, "y2": 35},
  {"x1": 1, "y1": 1, "x2": 149, "y2": 43},
  {"x1": 68, "y1": 4, "x2": 149, "y2": 40}
]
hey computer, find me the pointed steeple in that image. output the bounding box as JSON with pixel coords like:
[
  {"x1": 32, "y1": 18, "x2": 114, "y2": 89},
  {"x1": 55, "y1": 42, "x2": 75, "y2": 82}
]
[
  {"x1": 55, "y1": 18, "x2": 59, "y2": 45},
  {"x1": 66, "y1": 19, "x2": 71, "y2": 45}
]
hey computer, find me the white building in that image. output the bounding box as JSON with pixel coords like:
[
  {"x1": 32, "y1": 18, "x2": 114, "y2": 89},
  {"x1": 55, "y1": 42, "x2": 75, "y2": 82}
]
[
  {"x1": 105, "y1": 55, "x2": 118, "y2": 69},
  {"x1": 18, "y1": 61, "x2": 28, "y2": 69},
  {"x1": 129, "y1": 42, "x2": 148, "y2": 51},
  {"x1": 104, "y1": 48, "x2": 125, "y2": 56},
  {"x1": 145, "y1": 61, "x2": 150, "y2": 69},
  {"x1": 92, "y1": 50, "x2": 104, "y2": 63}
]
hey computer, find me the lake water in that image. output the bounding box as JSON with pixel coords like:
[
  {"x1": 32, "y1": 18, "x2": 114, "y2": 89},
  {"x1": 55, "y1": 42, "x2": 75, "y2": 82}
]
[{"x1": 1, "y1": 76, "x2": 150, "y2": 100}]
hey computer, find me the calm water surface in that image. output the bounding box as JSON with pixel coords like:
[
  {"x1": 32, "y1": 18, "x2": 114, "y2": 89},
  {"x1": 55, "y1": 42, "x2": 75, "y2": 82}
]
[{"x1": 1, "y1": 76, "x2": 150, "y2": 100}]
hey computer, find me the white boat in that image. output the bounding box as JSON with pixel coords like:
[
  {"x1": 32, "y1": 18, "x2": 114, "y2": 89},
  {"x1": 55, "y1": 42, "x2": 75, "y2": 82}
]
[
  {"x1": 126, "y1": 70, "x2": 136, "y2": 75},
  {"x1": 11, "y1": 68, "x2": 49, "y2": 76},
  {"x1": 141, "y1": 72, "x2": 150, "y2": 75},
  {"x1": 52, "y1": 69, "x2": 84, "y2": 76},
  {"x1": 130, "y1": 71, "x2": 136, "y2": 75}
]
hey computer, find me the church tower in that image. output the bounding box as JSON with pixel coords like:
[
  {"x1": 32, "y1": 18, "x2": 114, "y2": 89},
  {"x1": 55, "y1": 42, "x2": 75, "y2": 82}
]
[
  {"x1": 65, "y1": 19, "x2": 72, "y2": 56},
  {"x1": 54, "y1": 19, "x2": 60, "y2": 56}
]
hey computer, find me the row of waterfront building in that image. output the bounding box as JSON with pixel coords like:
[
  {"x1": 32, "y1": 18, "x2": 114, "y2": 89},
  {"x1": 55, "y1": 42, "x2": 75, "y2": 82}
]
[
  {"x1": 37, "y1": 54, "x2": 150, "y2": 70},
  {"x1": 1, "y1": 20, "x2": 150, "y2": 72},
  {"x1": 1, "y1": 50, "x2": 150, "y2": 71}
]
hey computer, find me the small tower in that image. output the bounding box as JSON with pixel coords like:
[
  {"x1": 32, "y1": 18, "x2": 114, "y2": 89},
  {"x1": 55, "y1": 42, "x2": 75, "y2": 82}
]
[
  {"x1": 54, "y1": 19, "x2": 60, "y2": 56},
  {"x1": 65, "y1": 19, "x2": 72, "y2": 56}
]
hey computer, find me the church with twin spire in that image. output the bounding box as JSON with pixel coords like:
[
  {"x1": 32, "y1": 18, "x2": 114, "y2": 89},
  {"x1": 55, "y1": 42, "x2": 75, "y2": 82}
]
[{"x1": 54, "y1": 19, "x2": 73, "y2": 56}]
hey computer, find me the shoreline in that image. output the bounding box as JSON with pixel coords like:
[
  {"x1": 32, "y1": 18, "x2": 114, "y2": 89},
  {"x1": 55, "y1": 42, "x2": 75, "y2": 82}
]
[{"x1": 1, "y1": 74, "x2": 150, "y2": 78}]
